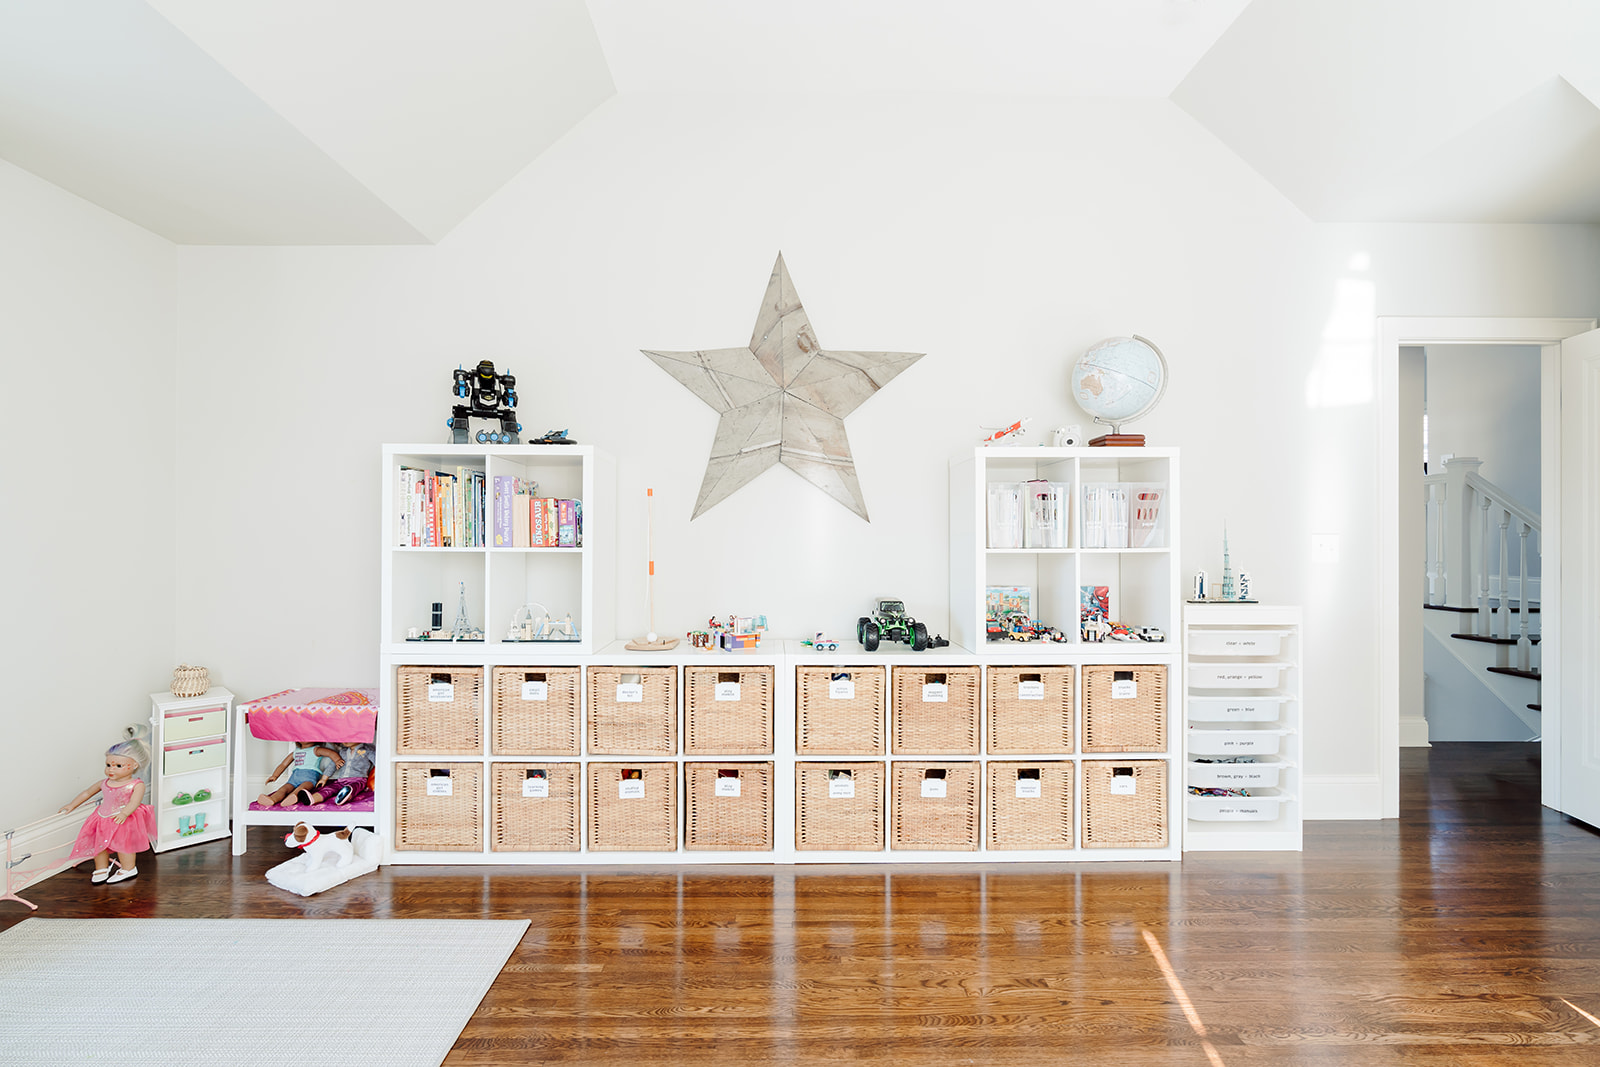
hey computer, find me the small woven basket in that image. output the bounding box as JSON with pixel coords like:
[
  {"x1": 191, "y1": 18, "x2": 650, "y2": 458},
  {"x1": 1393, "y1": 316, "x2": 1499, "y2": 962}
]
[{"x1": 170, "y1": 664, "x2": 210, "y2": 698}]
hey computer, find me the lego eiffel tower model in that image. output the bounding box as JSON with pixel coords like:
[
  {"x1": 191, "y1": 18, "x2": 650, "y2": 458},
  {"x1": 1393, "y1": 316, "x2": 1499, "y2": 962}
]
[{"x1": 1219, "y1": 525, "x2": 1236, "y2": 601}]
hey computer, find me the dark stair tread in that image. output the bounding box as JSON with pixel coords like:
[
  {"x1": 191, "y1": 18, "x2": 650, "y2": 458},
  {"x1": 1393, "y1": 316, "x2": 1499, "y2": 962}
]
[
  {"x1": 1423, "y1": 603, "x2": 1540, "y2": 614},
  {"x1": 1529, "y1": 703, "x2": 1542, "y2": 712},
  {"x1": 1488, "y1": 666, "x2": 1541, "y2": 681},
  {"x1": 1451, "y1": 632, "x2": 1540, "y2": 645}
]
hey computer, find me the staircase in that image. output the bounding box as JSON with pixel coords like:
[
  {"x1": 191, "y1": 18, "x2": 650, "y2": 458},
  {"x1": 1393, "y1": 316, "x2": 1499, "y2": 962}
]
[{"x1": 1422, "y1": 457, "x2": 1541, "y2": 740}]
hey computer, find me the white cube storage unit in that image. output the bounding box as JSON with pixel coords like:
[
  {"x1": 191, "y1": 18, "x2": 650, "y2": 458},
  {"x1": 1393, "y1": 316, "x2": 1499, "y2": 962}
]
[
  {"x1": 374, "y1": 443, "x2": 1184, "y2": 865},
  {"x1": 1183, "y1": 604, "x2": 1302, "y2": 851}
]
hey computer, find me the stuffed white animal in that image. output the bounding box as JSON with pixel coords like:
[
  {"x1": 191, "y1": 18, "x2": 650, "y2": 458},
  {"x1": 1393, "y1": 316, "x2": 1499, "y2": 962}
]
[{"x1": 284, "y1": 822, "x2": 355, "y2": 868}]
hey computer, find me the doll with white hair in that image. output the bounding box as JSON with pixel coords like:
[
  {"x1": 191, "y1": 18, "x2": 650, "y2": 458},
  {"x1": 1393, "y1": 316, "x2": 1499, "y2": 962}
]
[{"x1": 58, "y1": 738, "x2": 157, "y2": 884}]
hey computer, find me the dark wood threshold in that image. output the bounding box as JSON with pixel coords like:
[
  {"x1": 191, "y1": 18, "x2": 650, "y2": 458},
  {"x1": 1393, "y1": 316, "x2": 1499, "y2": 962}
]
[
  {"x1": 1488, "y1": 666, "x2": 1541, "y2": 681},
  {"x1": 1451, "y1": 632, "x2": 1540, "y2": 645}
]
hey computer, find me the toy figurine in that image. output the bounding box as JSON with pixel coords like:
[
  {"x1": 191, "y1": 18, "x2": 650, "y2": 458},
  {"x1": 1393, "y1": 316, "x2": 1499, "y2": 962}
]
[
  {"x1": 980, "y1": 418, "x2": 1030, "y2": 445},
  {"x1": 447, "y1": 360, "x2": 521, "y2": 444},
  {"x1": 530, "y1": 429, "x2": 576, "y2": 445},
  {"x1": 258, "y1": 741, "x2": 339, "y2": 808},
  {"x1": 59, "y1": 739, "x2": 156, "y2": 884}
]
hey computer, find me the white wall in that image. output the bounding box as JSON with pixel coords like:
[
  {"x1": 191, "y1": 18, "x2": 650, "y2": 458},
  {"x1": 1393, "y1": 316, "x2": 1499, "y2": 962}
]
[
  {"x1": 0, "y1": 159, "x2": 177, "y2": 829},
  {"x1": 1425, "y1": 342, "x2": 1543, "y2": 559},
  {"x1": 154, "y1": 95, "x2": 1600, "y2": 819}
]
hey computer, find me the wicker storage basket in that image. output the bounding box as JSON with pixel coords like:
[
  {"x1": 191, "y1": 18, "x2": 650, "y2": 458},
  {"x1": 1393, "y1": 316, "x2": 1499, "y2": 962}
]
[
  {"x1": 489, "y1": 762, "x2": 579, "y2": 852},
  {"x1": 986, "y1": 760, "x2": 1073, "y2": 850},
  {"x1": 491, "y1": 666, "x2": 580, "y2": 755},
  {"x1": 684, "y1": 762, "x2": 773, "y2": 851},
  {"x1": 587, "y1": 762, "x2": 677, "y2": 851},
  {"x1": 891, "y1": 666, "x2": 981, "y2": 755},
  {"x1": 987, "y1": 665, "x2": 1074, "y2": 754},
  {"x1": 395, "y1": 762, "x2": 483, "y2": 851},
  {"x1": 1080, "y1": 759, "x2": 1167, "y2": 849},
  {"x1": 684, "y1": 666, "x2": 774, "y2": 755},
  {"x1": 1081, "y1": 665, "x2": 1167, "y2": 753},
  {"x1": 795, "y1": 666, "x2": 885, "y2": 755},
  {"x1": 890, "y1": 761, "x2": 979, "y2": 851},
  {"x1": 396, "y1": 666, "x2": 483, "y2": 754},
  {"x1": 587, "y1": 666, "x2": 678, "y2": 755},
  {"x1": 795, "y1": 761, "x2": 884, "y2": 851},
  {"x1": 170, "y1": 664, "x2": 210, "y2": 698}
]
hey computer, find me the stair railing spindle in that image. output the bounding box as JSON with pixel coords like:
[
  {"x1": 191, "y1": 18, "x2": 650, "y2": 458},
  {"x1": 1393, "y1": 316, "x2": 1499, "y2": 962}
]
[
  {"x1": 1517, "y1": 522, "x2": 1532, "y2": 671},
  {"x1": 1478, "y1": 496, "x2": 1492, "y2": 637},
  {"x1": 1497, "y1": 508, "x2": 1512, "y2": 641}
]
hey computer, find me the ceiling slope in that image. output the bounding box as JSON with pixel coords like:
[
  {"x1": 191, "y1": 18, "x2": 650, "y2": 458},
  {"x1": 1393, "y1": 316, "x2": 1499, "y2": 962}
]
[
  {"x1": 0, "y1": 0, "x2": 614, "y2": 245},
  {"x1": 585, "y1": 0, "x2": 1253, "y2": 96},
  {"x1": 1172, "y1": 0, "x2": 1600, "y2": 222}
]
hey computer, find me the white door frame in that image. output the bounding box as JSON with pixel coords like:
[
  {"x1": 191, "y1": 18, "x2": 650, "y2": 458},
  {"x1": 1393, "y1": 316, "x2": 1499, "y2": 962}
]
[{"x1": 1379, "y1": 317, "x2": 1595, "y2": 818}]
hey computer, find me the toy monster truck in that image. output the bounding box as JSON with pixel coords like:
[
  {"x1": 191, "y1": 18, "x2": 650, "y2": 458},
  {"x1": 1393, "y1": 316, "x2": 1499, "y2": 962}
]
[{"x1": 857, "y1": 598, "x2": 933, "y2": 652}]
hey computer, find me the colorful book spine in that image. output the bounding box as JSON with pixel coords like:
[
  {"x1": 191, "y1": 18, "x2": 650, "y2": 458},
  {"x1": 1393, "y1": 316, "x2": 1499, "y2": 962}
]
[
  {"x1": 557, "y1": 499, "x2": 577, "y2": 547},
  {"x1": 493, "y1": 476, "x2": 514, "y2": 547}
]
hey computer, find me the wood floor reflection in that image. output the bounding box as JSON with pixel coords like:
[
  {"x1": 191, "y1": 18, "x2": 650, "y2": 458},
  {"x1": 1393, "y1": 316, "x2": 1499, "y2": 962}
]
[{"x1": 8, "y1": 743, "x2": 1599, "y2": 1065}]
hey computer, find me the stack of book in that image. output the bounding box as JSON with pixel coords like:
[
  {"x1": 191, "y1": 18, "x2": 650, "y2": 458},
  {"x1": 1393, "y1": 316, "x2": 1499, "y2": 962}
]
[
  {"x1": 492, "y1": 475, "x2": 582, "y2": 548},
  {"x1": 397, "y1": 467, "x2": 488, "y2": 548}
]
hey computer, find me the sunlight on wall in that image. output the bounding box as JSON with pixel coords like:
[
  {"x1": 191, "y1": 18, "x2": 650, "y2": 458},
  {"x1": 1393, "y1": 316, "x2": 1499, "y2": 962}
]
[{"x1": 1306, "y1": 254, "x2": 1375, "y2": 409}]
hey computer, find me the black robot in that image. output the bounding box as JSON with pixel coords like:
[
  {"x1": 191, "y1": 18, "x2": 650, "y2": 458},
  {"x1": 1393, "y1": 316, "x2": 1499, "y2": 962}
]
[{"x1": 448, "y1": 360, "x2": 521, "y2": 444}]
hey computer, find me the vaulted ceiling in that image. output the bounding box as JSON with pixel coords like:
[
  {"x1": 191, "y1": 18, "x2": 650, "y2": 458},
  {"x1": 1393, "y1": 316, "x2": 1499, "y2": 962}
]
[{"x1": 3, "y1": 0, "x2": 1597, "y2": 244}]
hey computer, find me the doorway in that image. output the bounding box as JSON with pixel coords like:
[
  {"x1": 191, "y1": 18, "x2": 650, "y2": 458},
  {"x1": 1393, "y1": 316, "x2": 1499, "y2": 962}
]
[{"x1": 1379, "y1": 317, "x2": 1596, "y2": 819}]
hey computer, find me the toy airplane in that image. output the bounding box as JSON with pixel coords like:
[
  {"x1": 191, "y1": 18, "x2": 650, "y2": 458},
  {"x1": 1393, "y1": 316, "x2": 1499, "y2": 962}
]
[{"x1": 980, "y1": 418, "x2": 1030, "y2": 445}]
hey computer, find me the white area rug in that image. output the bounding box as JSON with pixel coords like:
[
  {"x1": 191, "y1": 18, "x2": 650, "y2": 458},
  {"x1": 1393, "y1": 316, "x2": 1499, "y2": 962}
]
[{"x1": 0, "y1": 918, "x2": 528, "y2": 1066}]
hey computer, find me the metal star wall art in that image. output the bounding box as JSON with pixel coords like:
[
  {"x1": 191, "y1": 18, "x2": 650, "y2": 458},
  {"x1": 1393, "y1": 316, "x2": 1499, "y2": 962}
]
[{"x1": 643, "y1": 254, "x2": 922, "y2": 521}]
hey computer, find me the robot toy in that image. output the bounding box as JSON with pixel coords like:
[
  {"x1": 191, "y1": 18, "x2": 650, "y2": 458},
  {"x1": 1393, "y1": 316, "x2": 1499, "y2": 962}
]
[{"x1": 448, "y1": 360, "x2": 521, "y2": 444}]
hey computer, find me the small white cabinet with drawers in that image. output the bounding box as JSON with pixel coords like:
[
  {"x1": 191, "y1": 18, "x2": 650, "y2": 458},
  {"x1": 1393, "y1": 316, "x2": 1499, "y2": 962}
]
[
  {"x1": 1182, "y1": 605, "x2": 1301, "y2": 851},
  {"x1": 149, "y1": 687, "x2": 234, "y2": 852}
]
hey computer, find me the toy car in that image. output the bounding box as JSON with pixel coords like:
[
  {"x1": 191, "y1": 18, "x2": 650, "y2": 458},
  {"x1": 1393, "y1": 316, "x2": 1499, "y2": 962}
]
[
  {"x1": 858, "y1": 598, "x2": 932, "y2": 652},
  {"x1": 803, "y1": 632, "x2": 839, "y2": 652}
]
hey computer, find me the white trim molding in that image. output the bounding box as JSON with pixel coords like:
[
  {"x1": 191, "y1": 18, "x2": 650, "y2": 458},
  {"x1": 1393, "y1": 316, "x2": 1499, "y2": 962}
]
[{"x1": 1303, "y1": 774, "x2": 1384, "y2": 820}]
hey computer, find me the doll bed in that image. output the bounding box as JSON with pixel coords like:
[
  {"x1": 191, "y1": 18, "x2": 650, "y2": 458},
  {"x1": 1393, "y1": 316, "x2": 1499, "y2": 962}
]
[
  {"x1": 265, "y1": 826, "x2": 382, "y2": 897},
  {"x1": 231, "y1": 687, "x2": 380, "y2": 856}
]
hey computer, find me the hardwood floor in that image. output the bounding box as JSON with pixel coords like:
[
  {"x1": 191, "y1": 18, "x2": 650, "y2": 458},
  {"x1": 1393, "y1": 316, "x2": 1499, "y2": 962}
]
[{"x1": 7, "y1": 743, "x2": 1598, "y2": 1064}]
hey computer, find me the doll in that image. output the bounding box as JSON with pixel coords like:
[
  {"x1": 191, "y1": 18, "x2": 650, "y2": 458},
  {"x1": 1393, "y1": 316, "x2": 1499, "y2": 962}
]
[
  {"x1": 59, "y1": 739, "x2": 157, "y2": 884},
  {"x1": 299, "y1": 742, "x2": 376, "y2": 807},
  {"x1": 258, "y1": 741, "x2": 340, "y2": 808}
]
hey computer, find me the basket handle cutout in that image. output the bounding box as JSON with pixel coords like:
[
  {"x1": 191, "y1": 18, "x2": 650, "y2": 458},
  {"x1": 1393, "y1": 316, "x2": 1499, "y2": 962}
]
[
  {"x1": 430, "y1": 672, "x2": 452, "y2": 685},
  {"x1": 717, "y1": 768, "x2": 740, "y2": 778},
  {"x1": 927, "y1": 673, "x2": 947, "y2": 685},
  {"x1": 718, "y1": 672, "x2": 740, "y2": 684},
  {"x1": 1017, "y1": 768, "x2": 1040, "y2": 781},
  {"x1": 1114, "y1": 670, "x2": 1133, "y2": 683},
  {"x1": 1021, "y1": 673, "x2": 1041, "y2": 684},
  {"x1": 620, "y1": 673, "x2": 642, "y2": 686},
  {"x1": 524, "y1": 671, "x2": 545, "y2": 683},
  {"x1": 924, "y1": 768, "x2": 946, "y2": 780}
]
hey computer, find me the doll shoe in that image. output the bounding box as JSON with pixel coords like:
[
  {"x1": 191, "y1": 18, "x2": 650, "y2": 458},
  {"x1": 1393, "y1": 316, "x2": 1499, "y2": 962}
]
[
  {"x1": 90, "y1": 866, "x2": 113, "y2": 884},
  {"x1": 172, "y1": 792, "x2": 193, "y2": 805},
  {"x1": 106, "y1": 866, "x2": 138, "y2": 884},
  {"x1": 192, "y1": 789, "x2": 211, "y2": 803}
]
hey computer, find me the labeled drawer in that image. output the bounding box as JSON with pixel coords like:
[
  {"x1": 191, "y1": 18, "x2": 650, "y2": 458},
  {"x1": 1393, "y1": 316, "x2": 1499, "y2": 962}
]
[
  {"x1": 1187, "y1": 630, "x2": 1286, "y2": 657},
  {"x1": 1186, "y1": 728, "x2": 1287, "y2": 756},
  {"x1": 1188, "y1": 663, "x2": 1287, "y2": 689},
  {"x1": 1188, "y1": 758, "x2": 1284, "y2": 790},
  {"x1": 1186, "y1": 696, "x2": 1288, "y2": 723},
  {"x1": 163, "y1": 737, "x2": 226, "y2": 776},
  {"x1": 163, "y1": 705, "x2": 228, "y2": 743},
  {"x1": 1187, "y1": 792, "x2": 1290, "y2": 821}
]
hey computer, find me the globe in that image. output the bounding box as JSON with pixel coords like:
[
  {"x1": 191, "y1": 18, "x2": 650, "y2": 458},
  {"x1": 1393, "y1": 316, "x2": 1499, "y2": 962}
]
[{"x1": 1071, "y1": 335, "x2": 1168, "y2": 433}]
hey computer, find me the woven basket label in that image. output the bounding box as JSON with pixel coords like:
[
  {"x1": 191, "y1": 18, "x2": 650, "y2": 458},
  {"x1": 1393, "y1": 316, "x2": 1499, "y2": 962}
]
[
  {"x1": 828, "y1": 677, "x2": 855, "y2": 700},
  {"x1": 522, "y1": 680, "x2": 549, "y2": 701},
  {"x1": 715, "y1": 681, "x2": 742, "y2": 702},
  {"x1": 922, "y1": 682, "x2": 948, "y2": 703},
  {"x1": 1016, "y1": 777, "x2": 1042, "y2": 799},
  {"x1": 715, "y1": 771, "x2": 741, "y2": 797},
  {"x1": 1018, "y1": 680, "x2": 1045, "y2": 701},
  {"x1": 616, "y1": 683, "x2": 643, "y2": 703},
  {"x1": 523, "y1": 771, "x2": 548, "y2": 798},
  {"x1": 1109, "y1": 771, "x2": 1136, "y2": 795},
  {"x1": 921, "y1": 777, "x2": 947, "y2": 798},
  {"x1": 1111, "y1": 679, "x2": 1137, "y2": 699},
  {"x1": 828, "y1": 770, "x2": 855, "y2": 798},
  {"x1": 428, "y1": 681, "x2": 455, "y2": 702},
  {"x1": 619, "y1": 770, "x2": 644, "y2": 799},
  {"x1": 427, "y1": 770, "x2": 454, "y2": 796}
]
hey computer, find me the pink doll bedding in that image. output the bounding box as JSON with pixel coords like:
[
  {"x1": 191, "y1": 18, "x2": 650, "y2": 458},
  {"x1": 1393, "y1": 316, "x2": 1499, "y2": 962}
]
[
  {"x1": 244, "y1": 688, "x2": 378, "y2": 813},
  {"x1": 244, "y1": 687, "x2": 378, "y2": 744}
]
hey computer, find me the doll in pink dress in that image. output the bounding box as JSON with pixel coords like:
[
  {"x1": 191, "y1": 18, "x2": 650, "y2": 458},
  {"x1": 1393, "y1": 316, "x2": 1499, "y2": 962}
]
[{"x1": 58, "y1": 739, "x2": 157, "y2": 884}]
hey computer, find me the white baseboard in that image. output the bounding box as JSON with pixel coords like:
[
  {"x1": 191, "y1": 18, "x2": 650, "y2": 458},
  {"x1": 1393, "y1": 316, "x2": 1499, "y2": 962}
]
[
  {"x1": 1399, "y1": 714, "x2": 1431, "y2": 747},
  {"x1": 1303, "y1": 774, "x2": 1384, "y2": 820}
]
